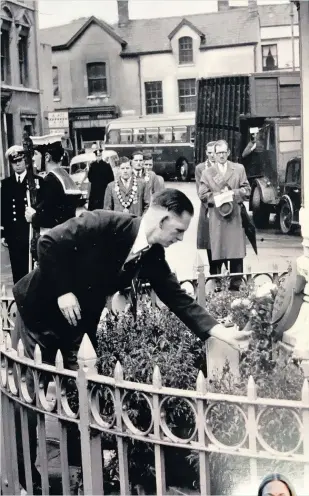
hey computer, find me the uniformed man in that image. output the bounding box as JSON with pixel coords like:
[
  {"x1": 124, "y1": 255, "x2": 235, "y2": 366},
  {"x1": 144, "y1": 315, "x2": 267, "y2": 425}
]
[
  {"x1": 1, "y1": 146, "x2": 42, "y2": 283},
  {"x1": 25, "y1": 143, "x2": 81, "y2": 233}
]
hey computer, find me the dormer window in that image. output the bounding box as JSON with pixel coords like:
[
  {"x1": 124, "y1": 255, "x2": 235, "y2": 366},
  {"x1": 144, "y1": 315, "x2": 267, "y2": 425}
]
[
  {"x1": 179, "y1": 36, "x2": 193, "y2": 64},
  {"x1": 87, "y1": 62, "x2": 107, "y2": 96}
]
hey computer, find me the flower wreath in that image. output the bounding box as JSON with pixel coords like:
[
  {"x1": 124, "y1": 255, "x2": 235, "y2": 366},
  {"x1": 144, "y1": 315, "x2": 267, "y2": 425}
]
[{"x1": 114, "y1": 175, "x2": 138, "y2": 213}]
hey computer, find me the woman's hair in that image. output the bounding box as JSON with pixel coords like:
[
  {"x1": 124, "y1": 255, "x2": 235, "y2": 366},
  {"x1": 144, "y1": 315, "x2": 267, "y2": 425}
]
[{"x1": 258, "y1": 473, "x2": 296, "y2": 496}]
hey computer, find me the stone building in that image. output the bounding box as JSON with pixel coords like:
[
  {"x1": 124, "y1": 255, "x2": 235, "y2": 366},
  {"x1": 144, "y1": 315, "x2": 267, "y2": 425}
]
[{"x1": 1, "y1": 1, "x2": 43, "y2": 177}]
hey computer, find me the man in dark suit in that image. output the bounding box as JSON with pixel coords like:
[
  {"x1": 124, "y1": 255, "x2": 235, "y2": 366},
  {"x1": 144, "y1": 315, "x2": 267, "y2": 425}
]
[
  {"x1": 13, "y1": 189, "x2": 251, "y2": 491},
  {"x1": 88, "y1": 149, "x2": 114, "y2": 210},
  {"x1": 1, "y1": 146, "x2": 42, "y2": 283},
  {"x1": 25, "y1": 144, "x2": 81, "y2": 232}
]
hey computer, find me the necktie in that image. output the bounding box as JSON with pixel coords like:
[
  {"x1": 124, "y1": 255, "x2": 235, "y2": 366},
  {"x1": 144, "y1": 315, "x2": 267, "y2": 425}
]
[{"x1": 17, "y1": 175, "x2": 21, "y2": 183}]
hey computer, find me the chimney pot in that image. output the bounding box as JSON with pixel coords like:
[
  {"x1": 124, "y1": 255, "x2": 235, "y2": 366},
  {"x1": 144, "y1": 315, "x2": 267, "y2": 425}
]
[
  {"x1": 218, "y1": 0, "x2": 229, "y2": 11},
  {"x1": 117, "y1": 0, "x2": 129, "y2": 27}
]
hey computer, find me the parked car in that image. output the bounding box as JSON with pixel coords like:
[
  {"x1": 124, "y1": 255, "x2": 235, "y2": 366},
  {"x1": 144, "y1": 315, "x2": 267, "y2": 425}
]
[
  {"x1": 277, "y1": 157, "x2": 301, "y2": 234},
  {"x1": 69, "y1": 153, "x2": 95, "y2": 205}
]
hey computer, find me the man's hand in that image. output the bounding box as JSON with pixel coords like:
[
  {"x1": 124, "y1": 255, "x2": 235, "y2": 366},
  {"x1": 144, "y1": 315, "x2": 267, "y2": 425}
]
[
  {"x1": 210, "y1": 323, "x2": 252, "y2": 352},
  {"x1": 25, "y1": 206, "x2": 36, "y2": 223},
  {"x1": 57, "y1": 292, "x2": 81, "y2": 326},
  {"x1": 1, "y1": 238, "x2": 8, "y2": 248}
]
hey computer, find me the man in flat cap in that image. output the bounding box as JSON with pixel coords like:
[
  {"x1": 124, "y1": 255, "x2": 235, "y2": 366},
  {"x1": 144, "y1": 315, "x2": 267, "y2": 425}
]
[{"x1": 1, "y1": 146, "x2": 43, "y2": 283}]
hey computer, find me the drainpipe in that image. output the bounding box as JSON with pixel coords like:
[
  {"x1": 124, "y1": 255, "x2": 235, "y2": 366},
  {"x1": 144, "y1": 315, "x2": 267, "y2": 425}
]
[
  {"x1": 290, "y1": 0, "x2": 296, "y2": 70},
  {"x1": 33, "y1": 2, "x2": 43, "y2": 134},
  {"x1": 137, "y1": 55, "x2": 143, "y2": 116}
]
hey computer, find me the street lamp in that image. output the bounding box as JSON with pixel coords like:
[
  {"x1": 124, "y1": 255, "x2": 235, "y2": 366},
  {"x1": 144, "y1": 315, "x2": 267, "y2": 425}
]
[{"x1": 282, "y1": 1, "x2": 309, "y2": 378}]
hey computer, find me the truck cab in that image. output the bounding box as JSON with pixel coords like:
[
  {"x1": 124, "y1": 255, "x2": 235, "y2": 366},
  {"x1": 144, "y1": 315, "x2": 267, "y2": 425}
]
[{"x1": 242, "y1": 118, "x2": 301, "y2": 228}]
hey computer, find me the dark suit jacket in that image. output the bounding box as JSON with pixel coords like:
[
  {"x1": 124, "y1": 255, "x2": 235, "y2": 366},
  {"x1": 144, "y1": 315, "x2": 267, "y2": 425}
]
[
  {"x1": 13, "y1": 211, "x2": 218, "y2": 343},
  {"x1": 88, "y1": 159, "x2": 114, "y2": 210}
]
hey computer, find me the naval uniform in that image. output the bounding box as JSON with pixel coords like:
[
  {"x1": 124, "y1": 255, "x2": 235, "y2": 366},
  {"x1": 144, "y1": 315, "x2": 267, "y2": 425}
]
[
  {"x1": 31, "y1": 166, "x2": 81, "y2": 230},
  {"x1": 1, "y1": 172, "x2": 42, "y2": 283}
]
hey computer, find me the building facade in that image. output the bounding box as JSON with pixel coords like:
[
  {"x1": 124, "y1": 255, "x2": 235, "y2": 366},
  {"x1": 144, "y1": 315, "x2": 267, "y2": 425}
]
[
  {"x1": 1, "y1": 0, "x2": 43, "y2": 177},
  {"x1": 39, "y1": 0, "x2": 300, "y2": 153}
]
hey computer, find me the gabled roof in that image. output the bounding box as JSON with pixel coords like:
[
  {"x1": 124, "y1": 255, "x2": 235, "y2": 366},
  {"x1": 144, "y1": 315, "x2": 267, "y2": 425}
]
[
  {"x1": 258, "y1": 3, "x2": 298, "y2": 27},
  {"x1": 40, "y1": 7, "x2": 259, "y2": 55},
  {"x1": 40, "y1": 15, "x2": 126, "y2": 50},
  {"x1": 168, "y1": 18, "x2": 205, "y2": 40}
]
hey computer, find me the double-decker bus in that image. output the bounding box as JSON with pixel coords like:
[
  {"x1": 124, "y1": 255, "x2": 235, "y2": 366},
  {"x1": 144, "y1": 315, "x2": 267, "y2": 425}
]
[{"x1": 104, "y1": 113, "x2": 195, "y2": 181}]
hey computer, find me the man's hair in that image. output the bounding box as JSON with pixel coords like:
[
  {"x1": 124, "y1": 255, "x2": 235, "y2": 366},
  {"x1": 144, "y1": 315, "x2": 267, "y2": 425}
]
[
  {"x1": 257, "y1": 474, "x2": 295, "y2": 496},
  {"x1": 143, "y1": 151, "x2": 153, "y2": 161},
  {"x1": 151, "y1": 188, "x2": 194, "y2": 217},
  {"x1": 46, "y1": 145, "x2": 63, "y2": 163},
  {"x1": 119, "y1": 156, "x2": 131, "y2": 165},
  {"x1": 132, "y1": 150, "x2": 143, "y2": 159},
  {"x1": 214, "y1": 140, "x2": 229, "y2": 152},
  {"x1": 206, "y1": 141, "x2": 216, "y2": 149}
]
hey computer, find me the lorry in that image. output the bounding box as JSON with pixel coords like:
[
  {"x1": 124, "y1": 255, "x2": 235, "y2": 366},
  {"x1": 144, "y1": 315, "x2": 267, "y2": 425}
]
[{"x1": 195, "y1": 72, "x2": 301, "y2": 228}]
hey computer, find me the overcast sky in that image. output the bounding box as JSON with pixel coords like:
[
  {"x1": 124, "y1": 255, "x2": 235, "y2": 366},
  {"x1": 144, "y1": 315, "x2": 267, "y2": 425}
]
[{"x1": 38, "y1": 0, "x2": 289, "y2": 29}]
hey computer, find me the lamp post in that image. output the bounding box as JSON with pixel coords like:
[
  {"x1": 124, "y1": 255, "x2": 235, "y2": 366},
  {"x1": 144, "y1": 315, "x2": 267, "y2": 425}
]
[{"x1": 282, "y1": 1, "x2": 309, "y2": 378}]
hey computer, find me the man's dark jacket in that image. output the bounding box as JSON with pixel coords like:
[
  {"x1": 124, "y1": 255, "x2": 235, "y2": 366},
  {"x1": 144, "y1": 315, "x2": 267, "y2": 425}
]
[
  {"x1": 88, "y1": 159, "x2": 114, "y2": 210},
  {"x1": 13, "y1": 211, "x2": 218, "y2": 355}
]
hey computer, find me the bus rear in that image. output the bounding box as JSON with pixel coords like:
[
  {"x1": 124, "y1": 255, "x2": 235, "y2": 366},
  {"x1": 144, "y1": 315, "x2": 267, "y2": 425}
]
[{"x1": 104, "y1": 114, "x2": 195, "y2": 181}]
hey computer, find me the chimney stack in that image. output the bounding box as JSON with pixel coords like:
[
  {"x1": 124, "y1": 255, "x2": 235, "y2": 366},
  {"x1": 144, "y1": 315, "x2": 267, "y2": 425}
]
[
  {"x1": 248, "y1": 0, "x2": 258, "y2": 13},
  {"x1": 117, "y1": 0, "x2": 129, "y2": 27},
  {"x1": 218, "y1": 0, "x2": 229, "y2": 11}
]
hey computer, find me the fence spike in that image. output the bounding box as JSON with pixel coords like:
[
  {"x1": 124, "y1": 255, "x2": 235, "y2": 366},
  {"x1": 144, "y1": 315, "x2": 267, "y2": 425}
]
[
  {"x1": 17, "y1": 339, "x2": 24, "y2": 358},
  {"x1": 272, "y1": 263, "x2": 278, "y2": 272},
  {"x1": 196, "y1": 370, "x2": 206, "y2": 394},
  {"x1": 1, "y1": 284, "x2": 7, "y2": 297},
  {"x1": 114, "y1": 361, "x2": 123, "y2": 382},
  {"x1": 0, "y1": 325, "x2": 4, "y2": 346},
  {"x1": 34, "y1": 343, "x2": 42, "y2": 365},
  {"x1": 77, "y1": 333, "x2": 97, "y2": 361},
  {"x1": 5, "y1": 332, "x2": 12, "y2": 351},
  {"x1": 55, "y1": 349, "x2": 64, "y2": 370},
  {"x1": 247, "y1": 375, "x2": 257, "y2": 400},
  {"x1": 152, "y1": 365, "x2": 162, "y2": 388},
  {"x1": 301, "y1": 379, "x2": 309, "y2": 404}
]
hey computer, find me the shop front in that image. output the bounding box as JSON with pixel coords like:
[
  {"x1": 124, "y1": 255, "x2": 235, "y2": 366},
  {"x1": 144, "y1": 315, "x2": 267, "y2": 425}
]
[{"x1": 69, "y1": 106, "x2": 119, "y2": 153}]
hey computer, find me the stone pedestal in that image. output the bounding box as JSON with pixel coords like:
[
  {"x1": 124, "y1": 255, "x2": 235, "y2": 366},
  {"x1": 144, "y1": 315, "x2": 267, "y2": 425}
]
[{"x1": 282, "y1": 1, "x2": 309, "y2": 379}]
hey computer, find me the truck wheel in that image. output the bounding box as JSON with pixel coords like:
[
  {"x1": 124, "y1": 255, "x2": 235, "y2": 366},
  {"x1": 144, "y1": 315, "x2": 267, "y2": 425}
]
[
  {"x1": 251, "y1": 187, "x2": 270, "y2": 229},
  {"x1": 279, "y1": 199, "x2": 294, "y2": 235},
  {"x1": 177, "y1": 159, "x2": 189, "y2": 182}
]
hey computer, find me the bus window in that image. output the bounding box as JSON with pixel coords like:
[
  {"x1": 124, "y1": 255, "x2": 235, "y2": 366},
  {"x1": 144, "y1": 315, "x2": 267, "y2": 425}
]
[
  {"x1": 108, "y1": 129, "x2": 120, "y2": 144},
  {"x1": 173, "y1": 126, "x2": 187, "y2": 143},
  {"x1": 159, "y1": 127, "x2": 172, "y2": 143},
  {"x1": 133, "y1": 128, "x2": 146, "y2": 144},
  {"x1": 146, "y1": 128, "x2": 159, "y2": 144},
  {"x1": 189, "y1": 126, "x2": 195, "y2": 144},
  {"x1": 120, "y1": 129, "x2": 133, "y2": 144}
]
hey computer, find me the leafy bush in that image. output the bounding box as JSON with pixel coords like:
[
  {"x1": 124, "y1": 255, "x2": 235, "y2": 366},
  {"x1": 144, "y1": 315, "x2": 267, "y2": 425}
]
[{"x1": 76, "y1": 279, "x2": 305, "y2": 494}]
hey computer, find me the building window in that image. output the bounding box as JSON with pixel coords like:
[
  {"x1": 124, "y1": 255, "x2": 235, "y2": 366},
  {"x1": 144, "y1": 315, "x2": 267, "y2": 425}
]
[
  {"x1": 262, "y1": 44, "x2": 278, "y2": 71},
  {"x1": 52, "y1": 66, "x2": 60, "y2": 99},
  {"x1": 145, "y1": 81, "x2": 163, "y2": 114},
  {"x1": 87, "y1": 62, "x2": 107, "y2": 96},
  {"x1": 18, "y1": 34, "x2": 29, "y2": 85},
  {"x1": 179, "y1": 37, "x2": 193, "y2": 64},
  {"x1": 1, "y1": 28, "x2": 10, "y2": 83},
  {"x1": 178, "y1": 79, "x2": 196, "y2": 112}
]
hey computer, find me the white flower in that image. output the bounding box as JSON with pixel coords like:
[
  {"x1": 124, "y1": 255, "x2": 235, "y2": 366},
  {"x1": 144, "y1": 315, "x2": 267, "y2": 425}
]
[
  {"x1": 231, "y1": 298, "x2": 242, "y2": 309},
  {"x1": 255, "y1": 282, "x2": 277, "y2": 299}
]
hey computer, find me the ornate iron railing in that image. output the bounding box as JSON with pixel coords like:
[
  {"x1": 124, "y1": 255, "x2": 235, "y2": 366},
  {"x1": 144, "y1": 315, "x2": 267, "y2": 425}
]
[{"x1": 1, "y1": 331, "x2": 309, "y2": 495}]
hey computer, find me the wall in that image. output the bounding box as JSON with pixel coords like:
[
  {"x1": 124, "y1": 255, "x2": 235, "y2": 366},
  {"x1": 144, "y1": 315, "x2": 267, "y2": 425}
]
[
  {"x1": 261, "y1": 25, "x2": 300, "y2": 70},
  {"x1": 140, "y1": 24, "x2": 257, "y2": 115},
  {"x1": 39, "y1": 43, "x2": 53, "y2": 134}
]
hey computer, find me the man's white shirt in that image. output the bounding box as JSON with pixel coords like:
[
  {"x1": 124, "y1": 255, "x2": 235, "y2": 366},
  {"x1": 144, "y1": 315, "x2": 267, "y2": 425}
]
[
  {"x1": 15, "y1": 171, "x2": 27, "y2": 183},
  {"x1": 217, "y1": 162, "x2": 227, "y2": 177}
]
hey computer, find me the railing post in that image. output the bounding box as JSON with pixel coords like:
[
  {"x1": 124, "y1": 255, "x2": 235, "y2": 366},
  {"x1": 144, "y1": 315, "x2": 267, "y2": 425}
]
[
  {"x1": 152, "y1": 365, "x2": 166, "y2": 496},
  {"x1": 114, "y1": 361, "x2": 130, "y2": 495},
  {"x1": 301, "y1": 379, "x2": 309, "y2": 489},
  {"x1": 196, "y1": 371, "x2": 211, "y2": 495},
  {"x1": 247, "y1": 376, "x2": 258, "y2": 488},
  {"x1": 77, "y1": 334, "x2": 104, "y2": 495},
  {"x1": 196, "y1": 254, "x2": 206, "y2": 307}
]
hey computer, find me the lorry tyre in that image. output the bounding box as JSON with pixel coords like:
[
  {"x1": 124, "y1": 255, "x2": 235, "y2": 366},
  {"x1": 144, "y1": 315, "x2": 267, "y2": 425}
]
[
  {"x1": 251, "y1": 186, "x2": 270, "y2": 229},
  {"x1": 279, "y1": 198, "x2": 295, "y2": 235},
  {"x1": 176, "y1": 159, "x2": 189, "y2": 182}
]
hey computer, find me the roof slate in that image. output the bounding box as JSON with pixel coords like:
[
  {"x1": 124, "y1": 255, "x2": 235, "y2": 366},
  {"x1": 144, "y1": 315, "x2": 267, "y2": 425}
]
[{"x1": 39, "y1": 3, "x2": 297, "y2": 54}]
